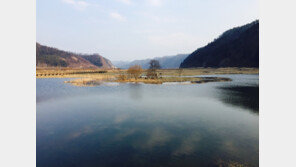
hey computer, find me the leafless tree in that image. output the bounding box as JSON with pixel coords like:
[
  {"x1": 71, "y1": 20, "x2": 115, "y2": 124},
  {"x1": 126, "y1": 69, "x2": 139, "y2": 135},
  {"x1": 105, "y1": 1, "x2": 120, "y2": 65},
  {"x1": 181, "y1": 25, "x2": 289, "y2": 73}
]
[
  {"x1": 147, "y1": 60, "x2": 161, "y2": 79},
  {"x1": 149, "y1": 59, "x2": 161, "y2": 69},
  {"x1": 127, "y1": 65, "x2": 143, "y2": 80}
]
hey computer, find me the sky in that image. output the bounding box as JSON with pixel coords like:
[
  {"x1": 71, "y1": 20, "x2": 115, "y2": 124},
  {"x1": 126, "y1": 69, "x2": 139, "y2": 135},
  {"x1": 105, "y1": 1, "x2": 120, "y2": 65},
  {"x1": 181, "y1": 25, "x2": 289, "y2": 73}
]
[{"x1": 37, "y1": 0, "x2": 258, "y2": 61}]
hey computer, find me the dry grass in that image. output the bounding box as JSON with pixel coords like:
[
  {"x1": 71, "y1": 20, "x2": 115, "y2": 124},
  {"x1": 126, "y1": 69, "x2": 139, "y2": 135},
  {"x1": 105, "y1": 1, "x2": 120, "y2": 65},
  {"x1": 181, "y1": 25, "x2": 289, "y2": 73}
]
[
  {"x1": 36, "y1": 67, "x2": 258, "y2": 78},
  {"x1": 64, "y1": 78, "x2": 107, "y2": 87},
  {"x1": 37, "y1": 67, "x2": 257, "y2": 86},
  {"x1": 158, "y1": 67, "x2": 258, "y2": 76},
  {"x1": 36, "y1": 68, "x2": 116, "y2": 79}
]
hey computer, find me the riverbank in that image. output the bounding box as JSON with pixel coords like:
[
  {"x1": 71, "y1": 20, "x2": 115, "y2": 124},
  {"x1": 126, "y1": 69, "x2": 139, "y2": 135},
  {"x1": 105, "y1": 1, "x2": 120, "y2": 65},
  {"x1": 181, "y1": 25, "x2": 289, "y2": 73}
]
[
  {"x1": 37, "y1": 67, "x2": 257, "y2": 86},
  {"x1": 36, "y1": 67, "x2": 258, "y2": 78}
]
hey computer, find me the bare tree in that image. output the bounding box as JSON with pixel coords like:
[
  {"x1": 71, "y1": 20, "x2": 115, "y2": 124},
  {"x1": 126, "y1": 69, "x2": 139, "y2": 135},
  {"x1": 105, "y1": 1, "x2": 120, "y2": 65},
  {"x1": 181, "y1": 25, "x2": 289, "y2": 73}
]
[
  {"x1": 127, "y1": 65, "x2": 143, "y2": 80},
  {"x1": 147, "y1": 60, "x2": 161, "y2": 79},
  {"x1": 149, "y1": 59, "x2": 161, "y2": 69}
]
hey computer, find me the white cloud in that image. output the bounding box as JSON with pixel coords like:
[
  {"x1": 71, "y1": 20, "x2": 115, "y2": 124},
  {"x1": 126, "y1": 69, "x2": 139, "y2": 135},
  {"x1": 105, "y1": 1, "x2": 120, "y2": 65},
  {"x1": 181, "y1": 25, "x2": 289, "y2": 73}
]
[
  {"x1": 117, "y1": 0, "x2": 132, "y2": 5},
  {"x1": 147, "y1": 0, "x2": 163, "y2": 7},
  {"x1": 110, "y1": 12, "x2": 127, "y2": 22},
  {"x1": 62, "y1": 0, "x2": 90, "y2": 10}
]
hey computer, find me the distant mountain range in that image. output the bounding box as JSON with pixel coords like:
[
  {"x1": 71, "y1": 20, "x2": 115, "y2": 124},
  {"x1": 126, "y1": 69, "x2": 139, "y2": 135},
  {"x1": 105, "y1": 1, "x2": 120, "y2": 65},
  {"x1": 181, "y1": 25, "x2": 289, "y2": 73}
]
[
  {"x1": 180, "y1": 20, "x2": 259, "y2": 68},
  {"x1": 36, "y1": 43, "x2": 114, "y2": 69},
  {"x1": 113, "y1": 54, "x2": 189, "y2": 69},
  {"x1": 37, "y1": 20, "x2": 259, "y2": 69}
]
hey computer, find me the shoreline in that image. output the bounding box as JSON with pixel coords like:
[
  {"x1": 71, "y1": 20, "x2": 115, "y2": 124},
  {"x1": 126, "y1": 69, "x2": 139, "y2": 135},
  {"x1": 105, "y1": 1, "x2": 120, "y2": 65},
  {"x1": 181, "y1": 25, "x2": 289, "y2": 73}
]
[
  {"x1": 36, "y1": 67, "x2": 258, "y2": 79},
  {"x1": 36, "y1": 67, "x2": 258, "y2": 87}
]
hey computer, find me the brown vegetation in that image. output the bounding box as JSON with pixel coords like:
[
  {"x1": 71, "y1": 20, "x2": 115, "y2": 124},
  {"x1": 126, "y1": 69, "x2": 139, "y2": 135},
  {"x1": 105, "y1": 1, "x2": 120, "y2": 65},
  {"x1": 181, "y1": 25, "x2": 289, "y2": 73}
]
[
  {"x1": 37, "y1": 67, "x2": 258, "y2": 79},
  {"x1": 127, "y1": 65, "x2": 143, "y2": 80},
  {"x1": 36, "y1": 67, "x2": 259, "y2": 86}
]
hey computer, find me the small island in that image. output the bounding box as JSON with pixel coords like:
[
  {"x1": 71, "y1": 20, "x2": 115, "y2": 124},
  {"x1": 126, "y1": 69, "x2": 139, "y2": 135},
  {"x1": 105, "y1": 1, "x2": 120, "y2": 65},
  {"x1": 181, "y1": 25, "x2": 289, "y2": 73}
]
[{"x1": 64, "y1": 76, "x2": 232, "y2": 86}]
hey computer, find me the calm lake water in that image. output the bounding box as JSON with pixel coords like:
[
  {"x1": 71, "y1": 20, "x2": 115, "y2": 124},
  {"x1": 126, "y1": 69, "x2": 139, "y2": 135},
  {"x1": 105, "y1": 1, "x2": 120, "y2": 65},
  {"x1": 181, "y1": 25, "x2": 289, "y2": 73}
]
[{"x1": 37, "y1": 74, "x2": 259, "y2": 167}]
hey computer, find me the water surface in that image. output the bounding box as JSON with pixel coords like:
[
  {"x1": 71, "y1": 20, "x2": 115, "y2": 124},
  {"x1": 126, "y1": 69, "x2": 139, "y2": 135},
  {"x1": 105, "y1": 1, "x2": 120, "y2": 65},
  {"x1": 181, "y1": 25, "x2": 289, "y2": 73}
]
[{"x1": 37, "y1": 74, "x2": 259, "y2": 167}]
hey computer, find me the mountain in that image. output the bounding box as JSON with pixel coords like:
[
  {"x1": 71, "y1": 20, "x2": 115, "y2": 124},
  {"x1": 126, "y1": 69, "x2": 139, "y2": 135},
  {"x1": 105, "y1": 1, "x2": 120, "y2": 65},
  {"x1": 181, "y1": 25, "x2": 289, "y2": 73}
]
[
  {"x1": 113, "y1": 54, "x2": 189, "y2": 69},
  {"x1": 180, "y1": 20, "x2": 259, "y2": 68},
  {"x1": 80, "y1": 54, "x2": 115, "y2": 69},
  {"x1": 36, "y1": 43, "x2": 114, "y2": 69}
]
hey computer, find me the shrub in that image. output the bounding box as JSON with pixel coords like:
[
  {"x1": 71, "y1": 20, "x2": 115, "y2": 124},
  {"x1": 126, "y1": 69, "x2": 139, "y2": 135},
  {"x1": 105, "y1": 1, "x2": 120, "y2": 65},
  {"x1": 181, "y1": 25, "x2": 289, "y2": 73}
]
[{"x1": 127, "y1": 65, "x2": 143, "y2": 80}]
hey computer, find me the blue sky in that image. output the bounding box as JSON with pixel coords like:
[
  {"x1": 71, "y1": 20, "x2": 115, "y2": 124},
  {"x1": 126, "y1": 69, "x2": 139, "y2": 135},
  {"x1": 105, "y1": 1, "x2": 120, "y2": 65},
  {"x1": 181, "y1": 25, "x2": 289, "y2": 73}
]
[{"x1": 37, "y1": 0, "x2": 258, "y2": 61}]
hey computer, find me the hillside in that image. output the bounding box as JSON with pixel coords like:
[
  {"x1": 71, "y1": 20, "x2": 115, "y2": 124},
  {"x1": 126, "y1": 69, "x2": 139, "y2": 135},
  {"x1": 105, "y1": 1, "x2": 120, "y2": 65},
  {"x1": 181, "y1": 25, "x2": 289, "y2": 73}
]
[
  {"x1": 36, "y1": 43, "x2": 114, "y2": 69},
  {"x1": 180, "y1": 20, "x2": 259, "y2": 68},
  {"x1": 80, "y1": 54, "x2": 115, "y2": 69},
  {"x1": 114, "y1": 54, "x2": 189, "y2": 69}
]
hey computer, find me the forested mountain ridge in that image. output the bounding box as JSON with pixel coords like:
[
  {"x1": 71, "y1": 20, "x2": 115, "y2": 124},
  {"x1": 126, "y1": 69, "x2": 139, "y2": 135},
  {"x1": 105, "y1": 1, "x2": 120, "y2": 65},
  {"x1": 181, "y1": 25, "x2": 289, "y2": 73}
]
[
  {"x1": 180, "y1": 20, "x2": 259, "y2": 68},
  {"x1": 36, "y1": 43, "x2": 114, "y2": 69}
]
